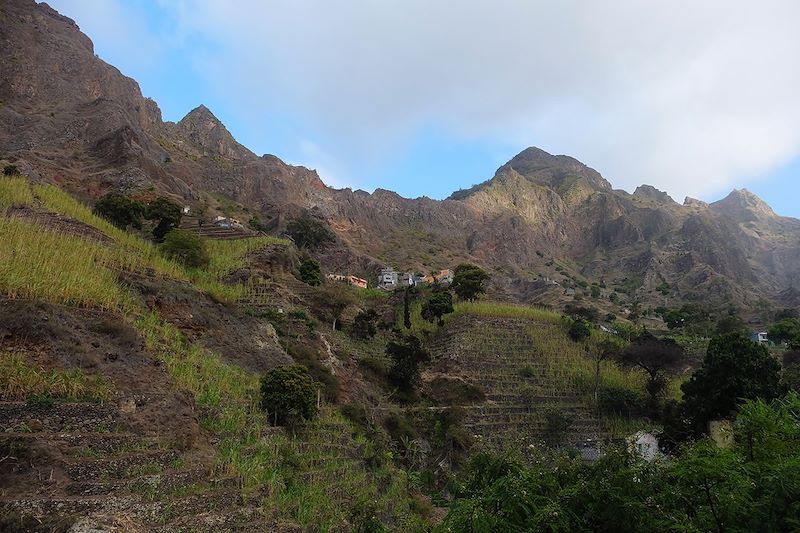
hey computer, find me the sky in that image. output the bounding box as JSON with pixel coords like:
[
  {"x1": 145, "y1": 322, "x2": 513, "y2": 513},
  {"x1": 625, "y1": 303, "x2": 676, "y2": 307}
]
[{"x1": 49, "y1": 0, "x2": 800, "y2": 217}]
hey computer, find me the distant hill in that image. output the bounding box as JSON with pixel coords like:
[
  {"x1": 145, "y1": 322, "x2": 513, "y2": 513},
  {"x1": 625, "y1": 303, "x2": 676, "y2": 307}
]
[{"x1": 2, "y1": 0, "x2": 800, "y2": 313}]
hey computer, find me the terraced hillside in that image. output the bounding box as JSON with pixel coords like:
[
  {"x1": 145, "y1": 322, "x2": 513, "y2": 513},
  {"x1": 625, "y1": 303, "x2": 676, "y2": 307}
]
[
  {"x1": 0, "y1": 175, "x2": 428, "y2": 531},
  {"x1": 427, "y1": 307, "x2": 648, "y2": 454}
]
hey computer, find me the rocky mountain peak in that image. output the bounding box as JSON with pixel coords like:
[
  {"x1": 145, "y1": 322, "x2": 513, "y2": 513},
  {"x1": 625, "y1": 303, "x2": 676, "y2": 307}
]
[
  {"x1": 710, "y1": 188, "x2": 775, "y2": 222},
  {"x1": 633, "y1": 185, "x2": 676, "y2": 204},
  {"x1": 175, "y1": 105, "x2": 251, "y2": 159},
  {"x1": 684, "y1": 197, "x2": 709, "y2": 208}
]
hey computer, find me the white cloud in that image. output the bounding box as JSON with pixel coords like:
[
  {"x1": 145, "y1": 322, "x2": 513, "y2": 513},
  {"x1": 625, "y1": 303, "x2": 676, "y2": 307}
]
[{"x1": 59, "y1": 1, "x2": 800, "y2": 200}]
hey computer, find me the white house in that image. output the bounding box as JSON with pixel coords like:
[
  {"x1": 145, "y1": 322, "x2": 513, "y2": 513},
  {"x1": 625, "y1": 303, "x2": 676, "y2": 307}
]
[
  {"x1": 378, "y1": 268, "x2": 399, "y2": 289},
  {"x1": 627, "y1": 431, "x2": 662, "y2": 462},
  {"x1": 751, "y1": 332, "x2": 769, "y2": 344}
]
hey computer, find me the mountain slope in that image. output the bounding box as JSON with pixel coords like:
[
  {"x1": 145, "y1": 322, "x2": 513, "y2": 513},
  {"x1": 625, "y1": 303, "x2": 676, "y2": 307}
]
[{"x1": 2, "y1": 0, "x2": 800, "y2": 312}]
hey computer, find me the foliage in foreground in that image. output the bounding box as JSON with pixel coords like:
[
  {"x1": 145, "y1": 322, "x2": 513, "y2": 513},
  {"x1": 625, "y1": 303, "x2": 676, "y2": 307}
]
[{"x1": 440, "y1": 394, "x2": 800, "y2": 532}]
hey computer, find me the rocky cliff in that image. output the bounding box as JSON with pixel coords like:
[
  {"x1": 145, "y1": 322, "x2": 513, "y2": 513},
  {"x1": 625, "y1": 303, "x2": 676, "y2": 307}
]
[{"x1": 2, "y1": 0, "x2": 799, "y2": 311}]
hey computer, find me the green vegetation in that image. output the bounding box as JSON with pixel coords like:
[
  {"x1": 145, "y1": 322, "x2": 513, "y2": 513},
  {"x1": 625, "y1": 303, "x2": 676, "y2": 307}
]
[
  {"x1": 350, "y1": 309, "x2": 378, "y2": 340},
  {"x1": 297, "y1": 257, "x2": 322, "y2": 286},
  {"x1": 286, "y1": 215, "x2": 335, "y2": 249},
  {"x1": 260, "y1": 365, "x2": 319, "y2": 426},
  {"x1": 387, "y1": 335, "x2": 430, "y2": 393},
  {"x1": 769, "y1": 318, "x2": 800, "y2": 347},
  {"x1": 3, "y1": 164, "x2": 19, "y2": 176},
  {"x1": 93, "y1": 191, "x2": 144, "y2": 229},
  {"x1": 160, "y1": 229, "x2": 209, "y2": 268},
  {"x1": 440, "y1": 394, "x2": 800, "y2": 532},
  {"x1": 0, "y1": 175, "x2": 33, "y2": 209},
  {"x1": 136, "y1": 313, "x2": 424, "y2": 530},
  {"x1": 568, "y1": 319, "x2": 592, "y2": 341},
  {"x1": 0, "y1": 352, "x2": 112, "y2": 402},
  {"x1": 681, "y1": 333, "x2": 784, "y2": 437},
  {"x1": 145, "y1": 196, "x2": 182, "y2": 240},
  {"x1": 0, "y1": 177, "x2": 288, "y2": 306},
  {"x1": 451, "y1": 263, "x2": 490, "y2": 301},
  {"x1": 421, "y1": 290, "x2": 453, "y2": 324}
]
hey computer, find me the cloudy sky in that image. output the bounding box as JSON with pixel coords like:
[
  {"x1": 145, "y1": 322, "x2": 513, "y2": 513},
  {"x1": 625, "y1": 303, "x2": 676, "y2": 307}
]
[{"x1": 50, "y1": 0, "x2": 800, "y2": 216}]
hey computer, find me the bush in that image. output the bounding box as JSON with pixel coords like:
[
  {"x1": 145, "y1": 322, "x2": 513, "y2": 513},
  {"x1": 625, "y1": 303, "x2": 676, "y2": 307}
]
[
  {"x1": 350, "y1": 309, "x2": 378, "y2": 340},
  {"x1": 568, "y1": 319, "x2": 592, "y2": 342},
  {"x1": 259, "y1": 364, "x2": 318, "y2": 426},
  {"x1": 286, "y1": 215, "x2": 335, "y2": 249},
  {"x1": 160, "y1": 229, "x2": 209, "y2": 268},
  {"x1": 421, "y1": 291, "x2": 454, "y2": 324},
  {"x1": 544, "y1": 407, "x2": 573, "y2": 436},
  {"x1": 145, "y1": 197, "x2": 182, "y2": 241},
  {"x1": 297, "y1": 258, "x2": 322, "y2": 286},
  {"x1": 93, "y1": 192, "x2": 144, "y2": 230},
  {"x1": 451, "y1": 264, "x2": 490, "y2": 301},
  {"x1": 2, "y1": 165, "x2": 19, "y2": 176},
  {"x1": 387, "y1": 335, "x2": 430, "y2": 391},
  {"x1": 518, "y1": 365, "x2": 537, "y2": 379},
  {"x1": 598, "y1": 386, "x2": 644, "y2": 417},
  {"x1": 564, "y1": 303, "x2": 600, "y2": 323}
]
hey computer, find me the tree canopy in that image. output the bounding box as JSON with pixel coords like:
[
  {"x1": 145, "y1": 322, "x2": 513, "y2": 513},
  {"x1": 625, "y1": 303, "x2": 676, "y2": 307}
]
[
  {"x1": 286, "y1": 215, "x2": 335, "y2": 249},
  {"x1": 145, "y1": 197, "x2": 182, "y2": 241},
  {"x1": 617, "y1": 333, "x2": 685, "y2": 402},
  {"x1": 422, "y1": 290, "x2": 454, "y2": 323},
  {"x1": 768, "y1": 318, "x2": 800, "y2": 347},
  {"x1": 93, "y1": 192, "x2": 144, "y2": 230},
  {"x1": 160, "y1": 229, "x2": 209, "y2": 268},
  {"x1": 259, "y1": 364, "x2": 319, "y2": 426},
  {"x1": 451, "y1": 263, "x2": 490, "y2": 301},
  {"x1": 682, "y1": 333, "x2": 784, "y2": 436}
]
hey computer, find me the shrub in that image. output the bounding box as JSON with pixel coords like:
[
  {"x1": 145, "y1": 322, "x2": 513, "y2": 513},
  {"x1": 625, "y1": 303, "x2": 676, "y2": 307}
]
[
  {"x1": 598, "y1": 386, "x2": 644, "y2": 417},
  {"x1": 518, "y1": 365, "x2": 537, "y2": 379},
  {"x1": 93, "y1": 192, "x2": 144, "y2": 230},
  {"x1": 564, "y1": 303, "x2": 600, "y2": 323},
  {"x1": 145, "y1": 197, "x2": 182, "y2": 241},
  {"x1": 160, "y1": 229, "x2": 209, "y2": 268},
  {"x1": 451, "y1": 264, "x2": 490, "y2": 301},
  {"x1": 2, "y1": 164, "x2": 19, "y2": 176},
  {"x1": 350, "y1": 309, "x2": 378, "y2": 340},
  {"x1": 259, "y1": 364, "x2": 318, "y2": 426},
  {"x1": 387, "y1": 335, "x2": 430, "y2": 392},
  {"x1": 568, "y1": 319, "x2": 592, "y2": 342},
  {"x1": 286, "y1": 215, "x2": 335, "y2": 249},
  {"x1": 421, "y1": 291, "x2": 454, "y2": 324},
  {"x1": 297, "y1": 258, "x2": 322, "y2": 286}
]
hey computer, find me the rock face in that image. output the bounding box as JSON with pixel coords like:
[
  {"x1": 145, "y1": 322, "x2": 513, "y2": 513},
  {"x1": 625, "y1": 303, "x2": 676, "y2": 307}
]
[{"x1": 2, "y1": 0, "x2": 800, "y2": 309}]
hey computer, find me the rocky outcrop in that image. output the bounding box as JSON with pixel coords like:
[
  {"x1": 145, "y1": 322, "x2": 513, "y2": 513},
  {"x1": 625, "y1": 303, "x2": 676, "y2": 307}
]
[{"x1": 1, "y1": 0, "x2": 799, "y2": 310}]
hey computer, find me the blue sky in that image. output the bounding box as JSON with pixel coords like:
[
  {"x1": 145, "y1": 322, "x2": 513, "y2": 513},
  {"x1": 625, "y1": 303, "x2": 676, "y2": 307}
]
[{"x1": 50, "y1": 0, "x2": 800, "y2": 217}]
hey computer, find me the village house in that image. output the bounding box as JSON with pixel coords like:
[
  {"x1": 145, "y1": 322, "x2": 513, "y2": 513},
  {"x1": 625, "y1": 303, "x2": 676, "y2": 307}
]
[
  {"x1": 750, "y1": 331, "x2": 769, "y2": 344},
  {"x1": 326, "y1": 273, "x2": 368, "y2": 289},
  {"x1": 398, "y1": 272, "x2": 415, "y2": 287},
  {"x1": 214, "y1": 215, "x2": 243, "y2": 229},
  {"x1": 378, "y1": 268, "x2": 399, "y2": 290}
]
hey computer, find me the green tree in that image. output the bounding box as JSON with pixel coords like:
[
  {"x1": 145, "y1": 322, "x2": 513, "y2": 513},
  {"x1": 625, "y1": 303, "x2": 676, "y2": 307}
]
[
  {"x1": 286, "y1": 215, "x2": 334, "y2": 249},
  {"x1": 682, "y1": 333, "x2": 784, "y2": 436},
  {"x1": 768, "y1": 318, "x2": 800, "y2": 347},
  {"x1": 451, "y1": 263, "x2": 490, "y2": 301},
  {"x1": 160, "y1": 229, "x2": 209, "y2": 268},
  {"x1": 259, "y1": 364, "x2": 318, "y2": 426},
  {"x1": 297, "y1": 258, "x2": 322, "y2": 286},
  {"x1": 421, "y1": 290, "x2": 454, "y2": 324},
  {"x1": 387, "y1": 335, "x2": 430, "y2": 391},
  {"x1": 403, "y1": 288, "x2": 412, "y2": 329},
  {"x1": 617, "y1": 333, "x2": 685, "y2": 403},
  {"x1": 145, "y1": 197, "x2": 182, "y2": 241},
  {"x1": 716, "y1": 314, "x2": 748, "y2": 335},
  {"x1": 93, "y1": 192, "x2": 144, "y2": 229},
  {"x1": 568, "y1": 319, "x2": 592, "y2": 342},
  {"x1": 350, "y1": 309, "x2": 378, "y2": 340}
]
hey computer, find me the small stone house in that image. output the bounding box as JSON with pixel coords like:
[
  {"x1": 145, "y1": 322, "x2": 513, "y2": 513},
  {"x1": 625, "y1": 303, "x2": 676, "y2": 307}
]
[{"x1": 378, "y1": 268, "x2": 399, "y2": 289}]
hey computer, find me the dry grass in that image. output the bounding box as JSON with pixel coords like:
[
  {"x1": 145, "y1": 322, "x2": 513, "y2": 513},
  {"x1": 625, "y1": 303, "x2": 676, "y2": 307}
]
[
  {"x1": 0, "y1": 175, "x2": 34, "y2": 210},
  {"x1": 0, "y1": 351, "x2": 113, "y2": 402},
  {"x1": 0, "y1": 217, "x2": 137, "y2": 311},
  {"x1": 453, "y1": 300, "x2": 563, "y2": 324}
]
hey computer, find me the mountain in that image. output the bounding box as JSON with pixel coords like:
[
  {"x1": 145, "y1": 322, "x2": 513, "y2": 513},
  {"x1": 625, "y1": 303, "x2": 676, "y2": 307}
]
[{"x1": 2, "y1": 0, "x2": 800, "y2": 312}]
